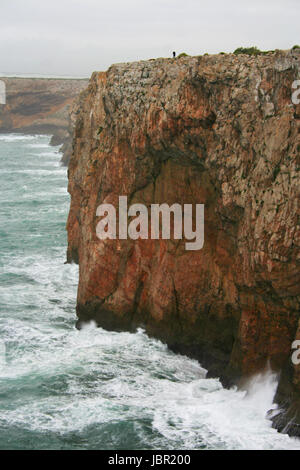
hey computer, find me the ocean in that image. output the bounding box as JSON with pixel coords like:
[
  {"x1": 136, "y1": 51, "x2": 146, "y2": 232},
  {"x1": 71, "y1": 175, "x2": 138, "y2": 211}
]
[{"x1": 0, "y1": 134, "x2": 299, "y2": 450}]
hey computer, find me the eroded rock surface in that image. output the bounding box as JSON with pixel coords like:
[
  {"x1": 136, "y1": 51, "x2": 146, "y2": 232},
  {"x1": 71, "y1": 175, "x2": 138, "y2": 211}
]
[{"x1": 67, "y1": 50, "x2": 300, "y2": 435}]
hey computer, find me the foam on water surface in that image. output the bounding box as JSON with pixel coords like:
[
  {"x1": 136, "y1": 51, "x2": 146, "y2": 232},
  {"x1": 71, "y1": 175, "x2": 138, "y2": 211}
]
[{"x1": 0, "y1": 134, "x2": 299, "y2": 450}]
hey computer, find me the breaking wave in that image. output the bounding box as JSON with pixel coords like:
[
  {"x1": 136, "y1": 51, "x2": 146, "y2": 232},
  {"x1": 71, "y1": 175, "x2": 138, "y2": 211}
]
[{"x1": 0, "y1": 134, "x2": 299, "y2": 450}]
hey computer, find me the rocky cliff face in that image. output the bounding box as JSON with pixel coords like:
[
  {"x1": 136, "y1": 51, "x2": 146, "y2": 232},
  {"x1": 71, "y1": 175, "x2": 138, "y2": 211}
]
[
  {"x1": 0, "y1": 77, "x2": 88, "y2": 163},
  {"x1": 67, "y1": 50, "x2": 300, "y2": 435}
]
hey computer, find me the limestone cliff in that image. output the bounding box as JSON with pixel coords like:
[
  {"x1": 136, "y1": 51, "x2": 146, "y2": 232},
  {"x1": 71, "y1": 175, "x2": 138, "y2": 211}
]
[
  {"x1": 0, "y1": 77, "x2": 88, "y2": 163},
  {"x1": 67, "y1": 50, "x2": 300, "y2": 435}
]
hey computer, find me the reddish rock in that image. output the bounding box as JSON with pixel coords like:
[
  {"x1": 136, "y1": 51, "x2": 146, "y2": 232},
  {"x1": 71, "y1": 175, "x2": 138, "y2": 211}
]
[{"x1": 67, "y1": 50, "x2": 300, "y2": 435}]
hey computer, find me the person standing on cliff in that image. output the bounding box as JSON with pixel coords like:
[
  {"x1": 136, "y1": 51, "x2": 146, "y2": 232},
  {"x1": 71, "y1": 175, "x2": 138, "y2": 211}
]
[{"x1": 173, "y1": 51, "x2": 176, "y2": 58}]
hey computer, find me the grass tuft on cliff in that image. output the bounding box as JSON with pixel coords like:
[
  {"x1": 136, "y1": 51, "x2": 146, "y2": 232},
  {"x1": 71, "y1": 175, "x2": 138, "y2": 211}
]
[
  {"x1": 177, "y1": 52, "x2": 189, "y2": 58},
  {"x1": 234, "y1": 46, "x2": 266, "y2": 56}
]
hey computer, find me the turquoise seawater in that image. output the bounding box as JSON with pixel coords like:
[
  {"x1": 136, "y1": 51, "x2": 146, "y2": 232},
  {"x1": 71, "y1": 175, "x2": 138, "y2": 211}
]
[{"x1": 0, "y1": 134, "x2": 299, "y2": 450}]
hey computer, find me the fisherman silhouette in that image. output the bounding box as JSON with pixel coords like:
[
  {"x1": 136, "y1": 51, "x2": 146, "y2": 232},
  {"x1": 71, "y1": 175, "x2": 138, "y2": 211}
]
[{"x1": 173, "y1": 51, "x2": 176, "y2": 58}]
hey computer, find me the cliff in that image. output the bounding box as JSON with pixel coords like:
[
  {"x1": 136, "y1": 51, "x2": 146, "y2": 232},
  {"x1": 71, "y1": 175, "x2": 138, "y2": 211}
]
[
  {"x1": 67, "y1": 50, "x2": 300, "y2": 435},
  {"x1": 0, "y1": 77, "x2": 88, "y2": 164}
]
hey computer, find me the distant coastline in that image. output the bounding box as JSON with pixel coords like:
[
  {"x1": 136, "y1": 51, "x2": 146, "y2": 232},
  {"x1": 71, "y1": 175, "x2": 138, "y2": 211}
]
[
  {"x1": 0, "y1": 76, "x2": 89, "y2": 164},
  {"x1": 0, "y1": 72, "x2": 89, "y2": 79}
]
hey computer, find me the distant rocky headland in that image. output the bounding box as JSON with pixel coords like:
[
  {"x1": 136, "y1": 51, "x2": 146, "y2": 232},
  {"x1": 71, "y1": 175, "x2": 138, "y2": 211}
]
[
  {"x1": 0, "y1": 77, "x2": 88, "y2": 164},
  {"x1": 67, "y1": 49, "x2": 300, "y2": 436}
]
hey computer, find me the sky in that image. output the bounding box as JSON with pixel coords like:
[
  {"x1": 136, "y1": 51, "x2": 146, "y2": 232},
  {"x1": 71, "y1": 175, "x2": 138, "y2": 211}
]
[{"x1": 0, "y1": 0, "x2": 299, "y2": 77}]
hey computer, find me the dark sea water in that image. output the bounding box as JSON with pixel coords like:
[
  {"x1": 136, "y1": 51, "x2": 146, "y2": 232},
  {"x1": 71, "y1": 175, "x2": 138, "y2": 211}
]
[{"x1": 0, "y1": 134, "x2": 299, "y2": 450}]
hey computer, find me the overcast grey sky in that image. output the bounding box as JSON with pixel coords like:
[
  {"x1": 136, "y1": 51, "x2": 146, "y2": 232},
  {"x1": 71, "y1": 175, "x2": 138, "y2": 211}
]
[{"x1": 0, "y1": 0, "x2": 299, "y2": 77}]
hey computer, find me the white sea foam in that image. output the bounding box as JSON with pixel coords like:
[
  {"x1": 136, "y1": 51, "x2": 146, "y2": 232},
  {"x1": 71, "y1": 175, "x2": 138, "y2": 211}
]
[
  {"x1": 0, "y1": 134, "x2": 299, "y2": 450},
  {"x1": 28, "y1": 143, "x2": 55, "y2": 149},
  {"x1": 0, "y1": 320, "x2": 299, "y2": 449},
  {"x1": 0, "y1": 134, "x2": 39, "y2": 142}
]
